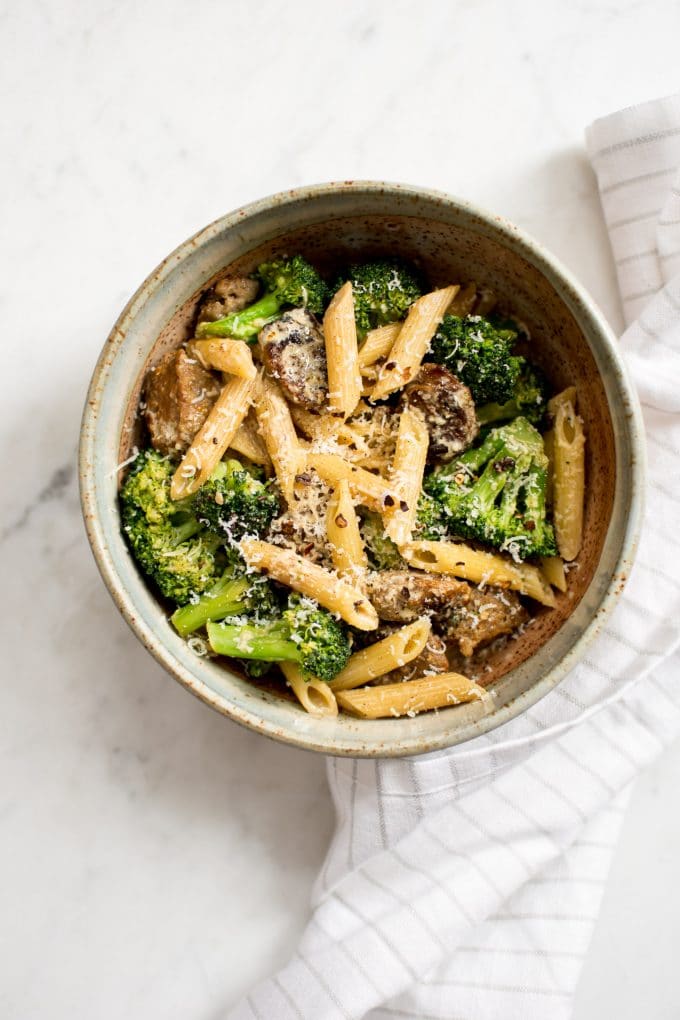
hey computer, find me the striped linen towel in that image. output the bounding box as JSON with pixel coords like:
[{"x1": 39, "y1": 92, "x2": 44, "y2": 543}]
[{"x1": 228, "y1": 94, "x2": 680, "y2": 1020}]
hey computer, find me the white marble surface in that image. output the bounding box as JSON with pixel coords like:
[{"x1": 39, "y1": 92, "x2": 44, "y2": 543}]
[{"x1": 2, "y1": 0, "x2": 679, "y2": 1016}]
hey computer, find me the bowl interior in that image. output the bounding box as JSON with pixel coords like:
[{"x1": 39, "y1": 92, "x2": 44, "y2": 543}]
[{"x1": 83, "y1": 185, "x2": 642, "y2": 756}]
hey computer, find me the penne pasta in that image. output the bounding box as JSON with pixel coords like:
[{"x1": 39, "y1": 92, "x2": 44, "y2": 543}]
[
  {"x1": 335, "y1": 672, "x2": 491, "y2": 719},
  {"x1": 306, "y1": 453, "x2": 398, "y2": 513},
  {"x1": 401, "y1": 539, "x2": 556, "y2": 607},
  {"x1": 543, "y1": 428, "x2": 555, "y2": 506},
  {"x1": 254, "y1": 374, "x2": 303, "y2": 504},
  {"x1": 369, "y1": 286, "x2": 459, "y2": 401},
  {"x1": 384, "y1": 408, "x2": 429, "y2": 546},
  {"x1": 326, "y1": 479, "x2": 368, "y2": 580},
  {"x1": 446, "y1": 281, "x2": 477, "y2": 317},
  {"x1": 358, "y1": 322, "x2": 401, "y2": 369},
  {"x1": 547, "y1": 387, "x2": 586, "y2": 561},
  {"x1": 330, "y1": 618, "x2": 431, "y2": 692},
  {"x1": 190, "y1": 338, "x2": 257, "y2": 379},
  {"x1": 170, "y1": 374, "x2": 256, "y2": 500},
  {"x1": 541, "y1": 555, "x2": 568, "y2": 593},
  {"x1": 279, "y1": 662, "x2": 338, "y2": 718},
  {"x1": 239, "y1": 538, "x2": 379, "y2": 630},
  {"x1": 323, "y1": 281, "x2": 362, "y2": 418},
  {"x1": 289, "y1": 404, "x2": 344, "y2": 443},
  {"x1": 228, "y1": 411, "x2": 272, "y2": 468}
]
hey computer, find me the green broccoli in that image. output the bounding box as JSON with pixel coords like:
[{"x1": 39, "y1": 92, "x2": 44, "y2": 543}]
[
  {"x1": 196, "y1": 255, "x2": 329, "y2": 340},
  {"x1": 171, "y1": 570, "x2": 278, "y2": 638},
  {"x1": 192, "y1": 459, "x2": 280, "y2": 543},
  {"x1": 476, "y1": 362, "x2": 548, "y2": 427},
  {"x1": 428, "y1": 314, "x2": 521, "y2": 405},
  {"x1": 425, "y1": 417, "x2": 557, "y2": 560},
  {"x1": 207, "y1": 593, "x2": 350, "y2": 681},
  {"x1": 414, "y1": 491, "x2": 450, "y2": 540},
  {"x1": 360, "y1": 511, "x2": 404, "y2": 570},
  {"x1": 120, "y1": 449, "x2": 221, "y2": 603},
  {"x1": 360, "y1": 494, "x2": 448, "y2": 570},
  {"x1": 338, "y1": 258, "x2": 423, "y2": 337}
]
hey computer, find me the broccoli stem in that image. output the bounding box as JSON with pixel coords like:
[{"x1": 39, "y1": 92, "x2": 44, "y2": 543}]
[
  {"x1": 476, "y1": 399, "x2": 520, "y2": 426},
  {"x1": 171, "y1": 518, "x2": 204, "y2": 544},
  {"x1": 206, "y1": 621, "x2": 301, "y2": 663},
  {"x1": 195, "y1": 293, "x2": 281, "y2": 340},
  {"x1": 171, "y1": 575, "x2": 252, "y2": 638}
]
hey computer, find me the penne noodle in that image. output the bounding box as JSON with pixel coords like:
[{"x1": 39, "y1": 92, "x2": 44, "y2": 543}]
[
  {"x1": 170, "y1": 374, "x2": 256, "y2": 500},
  {"x1": 547, "y1": 387, "x2": 586, "y2": 561},
  {"x1": 254, "y1": 374, "x2": 303, "y2": 504},
  {"x1": 358, "y1": 322, "x2": 402, "y2": 369},
  {"x1": 543, "y1": 428, "x2": 555, "y2": 506},
  {"x1": 189, "y1": 338, "x2": 257, "y2": 379},
  {"x1": 324, "y1": 282, "x2": 362, "y2": 418},
  {"x1": 239, "y1": 538, "x2": 379, "y2": 631},
  {"x1": 446, "y1": 281, "x2": 477, "y2": 317},
  {"x1": 384, "y1": 408, "x2": 429, "y2": 546},
  {"x1": 228, "y1": 411, "x2": 272, "y2": 468},
  {"x1": 401, "y1": 540, "x2": 556, "y2": 607},
  {"x1": 336, "y1": 672, "x2": 491, "y2": 719},
  {"x1": 279, "y1": 662, "x2": 338, "y2": 718},
  {"x1": 369, "y1": 286, "x2": 459, "y2": 401},
  {"x1": 289, "y1": 404, "x2": 343, "y2": 443},
  {"x1": 306, "y1": 453, "x2": 398, "y2": 513},
  {"x1": 330, "y1": 618, "x2": 431, "y2": 692},
  {"x1": 326, "y1": 479, "x2": 368, "y2": 580},
  {"x1": 541, "y1": 555, "x2": 568, "y2": 592}
]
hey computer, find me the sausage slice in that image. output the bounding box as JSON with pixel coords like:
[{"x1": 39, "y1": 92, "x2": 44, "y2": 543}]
[
  {"x1": 196, "y1": 274, "x2": 259, "y2": 325},
  {"x1": 144, "y1": 348, "x2": 221, "y2": 455},
  {"x1": 259, "y1": 309, "x2": 329, "y2": 411},
  {"x1": 364, "y1": 570, "x2": 469, "y2": 623},
  {"x1": 448, "y1": 586, "x2": 529, "y2": 657},
  {"x1": 399, "y1": 363, "x2": 478, "y2": 463}
]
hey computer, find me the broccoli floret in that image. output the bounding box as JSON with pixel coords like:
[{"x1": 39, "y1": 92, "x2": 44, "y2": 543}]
[
  {"x1": 476, "y1": 362, "x2": 548, "y2": 426},
  {"x1": 429, "y1": 314, "x2": 521, "y2": 405},
  {"x1": 207, "y1": 593, "x2": 350, "y2": 681},
  {"x1": 338, "y1": 258, "x2": 423, "y2": 337},
  {"x1": 360, "y1": 511, "x2": 404, "y2": 570},
  {"x1": 171, "y1": 570, "x2": 278, "y2": 637},
  {"x1": 192, "y1": 460, "x2": 280, "y2": 543},
  {"x1": 120, "y1": 449, "x2": 221, "y2": 603},
  {"x1": 425, "y1": 417, "x2": 557, "y2": 560},
  {"x1": 360, "y1": 494, "x2": 448, "y2": 569},
  {"x1": 196, "y1": 255, "x2": 329, "y2": 340},
  {"x1": 413, "y1": 491, "x2": 449, "y2": 540}
]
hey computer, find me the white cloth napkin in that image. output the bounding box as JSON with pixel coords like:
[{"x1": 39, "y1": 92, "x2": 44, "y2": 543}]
[{"x1": 228, "y1": 94, "x2": 680, "y2": 1020}]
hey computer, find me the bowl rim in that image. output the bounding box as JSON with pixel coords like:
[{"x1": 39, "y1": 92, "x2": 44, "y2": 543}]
[{"x1": 79, "y1": 180, "x2": 646, "y2": 757}]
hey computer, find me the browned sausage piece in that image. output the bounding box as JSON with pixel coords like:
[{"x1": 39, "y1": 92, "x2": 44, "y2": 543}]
[
  {"x1": 448, "y1": 586, "x2": 529, "y2": 657},
  {"x1": 364, "y1": 570, "x2": 470, "y2": 623},
  {"x1": 399, "y1": 363, "x2": 479, "y2": 464},
  {"x1": 196, "y1": 274, "x2": 260, "y2": 325},
  {"x1": 143, "y1": 348, "x2": 221, "y2": 455},
  {"x1": 259, "y1": 309, "x2": 329, "y2": 411}
]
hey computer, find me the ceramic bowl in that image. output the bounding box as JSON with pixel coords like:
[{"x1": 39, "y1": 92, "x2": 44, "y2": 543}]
[{"x1": 79, "y1": 182, "x2": 644, "y2": 757}]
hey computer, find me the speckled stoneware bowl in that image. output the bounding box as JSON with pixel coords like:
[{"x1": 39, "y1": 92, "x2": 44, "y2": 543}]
[{"x1": 79, "y1": 182, "x2": 644, "y2": 757}]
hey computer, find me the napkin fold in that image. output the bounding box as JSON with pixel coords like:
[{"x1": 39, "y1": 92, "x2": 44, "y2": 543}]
[{"x1": 228, "y1": 94, "x2": 680, "y2": 1020}]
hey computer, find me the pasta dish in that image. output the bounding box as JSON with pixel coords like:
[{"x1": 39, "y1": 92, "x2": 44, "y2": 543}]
[{"x1": 119, "y1": 255, "x2": 586, "y2": 719}]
